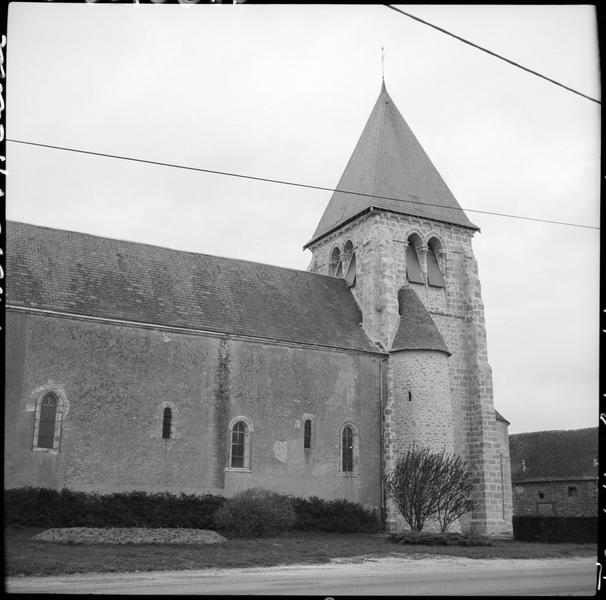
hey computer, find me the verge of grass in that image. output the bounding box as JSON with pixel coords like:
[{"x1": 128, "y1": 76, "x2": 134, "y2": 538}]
[{"x1": 5, "y1": 527, "x2": 597, "y2": 577}]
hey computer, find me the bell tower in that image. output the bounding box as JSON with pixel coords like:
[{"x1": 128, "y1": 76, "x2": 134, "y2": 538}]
[{"x1": 305, "y1": 82, "x2": 513, "y2": 536}]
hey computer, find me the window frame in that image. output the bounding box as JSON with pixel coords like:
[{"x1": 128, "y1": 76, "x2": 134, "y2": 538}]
[
  {"x1": 32, "y1": 391, "x2": 64, "y2": 453},
  {"x1": 339, "y1": 423, "x2": 359, "y2": 476},
  {"x1": 162, "y1": 407, "x2": 172, "y2": 440},
  {"x1": 329, "y1": 246, "x2": 342, "y2": 277},
  {"x1": 227, "y1": 417, "x2": 253, "y2": 472},
  {"x1": 303, "y1": 418, "x2": 312, "y2": 450},
  {"x1": 405, "y1": 243, "x2": 425, "y2": 284},
  {"x1": 426, "y1": 244, "x2": 446, "y2": 287}
]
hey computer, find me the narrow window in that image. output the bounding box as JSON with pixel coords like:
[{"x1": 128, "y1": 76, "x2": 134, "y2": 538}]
[
  {"x1": 344, "y1": 252, "x2": 356, "y2": 288},
  {"x1": 37, "y1": 393, "x2": 57, "y2": 449},
  {"x1": 329, "y1": 247, "x2": 342, "y2": 277},
  {"x1": 162, "y1": 407, "x2": 172, "y2": 440},
  {"x1": 406, "y1": 244, "x2": 424, "y2": 283},
  {"x1": 342, "y1": 425, "x2": 354, "y2": 472},
  {"x1": 567, "y1": 486, "x2": 578, "y2": 497},
  {"x1": 304, "y1": 419, "x2": 312, "y2": 450},
  {"x1": 427, "y1": 244, "x2": 445, "y2": 287},
  {"x1": 231, "y1": 420, "x2": 247, "y2": 468}
]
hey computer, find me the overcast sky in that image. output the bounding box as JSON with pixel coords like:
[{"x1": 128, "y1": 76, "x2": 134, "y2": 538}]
[{"x1": 6, "y1": 3, "x2": 600, "y2": 434}]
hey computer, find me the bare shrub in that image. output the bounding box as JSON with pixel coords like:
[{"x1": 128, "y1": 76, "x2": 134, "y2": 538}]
[{"x1": 384, "y1": 446, "x2": 474, "y2": 532}]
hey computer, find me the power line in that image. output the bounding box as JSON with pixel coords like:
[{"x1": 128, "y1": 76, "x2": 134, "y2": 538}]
[
  {"x1": 385, "y1": 4, "x2": 601, "y2": 105},
  {"x1": 6, "y1": 138, "x2": 599, "y2": 231}
]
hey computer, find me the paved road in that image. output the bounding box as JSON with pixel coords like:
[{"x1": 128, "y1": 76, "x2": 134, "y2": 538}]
[{"x1": 7, "y1": 556, "x2": 597, "y2": 595}]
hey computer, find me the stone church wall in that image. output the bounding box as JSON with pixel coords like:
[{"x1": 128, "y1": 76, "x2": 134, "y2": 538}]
[{"x1": 5, "y1": 309, "x2": 382, "y2": 510}]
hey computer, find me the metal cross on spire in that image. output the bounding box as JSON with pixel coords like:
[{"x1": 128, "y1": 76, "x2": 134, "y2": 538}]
[{"x1": 381, "y1": 45, "x2": 385, "y2": 81}]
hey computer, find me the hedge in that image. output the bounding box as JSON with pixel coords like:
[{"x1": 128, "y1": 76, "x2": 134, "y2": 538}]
[
  {"x1": 5, "y1": 487, "x2": 225, "y2": 529},
  {"x1": 214, "y1": 488, "x2": 296, "y2": 537},
  {"x1": 290, "y1": 496, "x2": 381, "y2": 533},
  {"x1": 513, "y1": 516, "x2": 597, "y2": 543},
  {"x1": 389, "y1": 531, "x2": 492, "y2": 546},
  {"x1": 5, "y1": 487, "x2": 382, "y2": 534}
]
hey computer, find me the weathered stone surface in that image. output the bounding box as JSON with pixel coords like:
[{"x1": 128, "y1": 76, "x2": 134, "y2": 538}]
[{"x1": 308, "y1": 210, "x2": 512, "y2": 536}]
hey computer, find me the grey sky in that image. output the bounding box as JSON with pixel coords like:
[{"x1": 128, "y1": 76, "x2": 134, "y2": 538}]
[{"x1": 6, "y1": 3, "x2": 600, "y2": 434}]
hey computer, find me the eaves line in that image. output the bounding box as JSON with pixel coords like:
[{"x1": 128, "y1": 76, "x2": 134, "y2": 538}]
[{"x1": 6, "y1": 304, "x2": 387, "y2": 357}]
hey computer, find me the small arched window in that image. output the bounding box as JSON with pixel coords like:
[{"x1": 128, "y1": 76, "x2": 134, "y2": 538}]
[
  {"x1": 406, "y1": 236, "x2": 424, "y2": 284},
  {"x1": 162, "y1": 407, "x2": 172, "y2": 440},
  {"x1": 342, "y1": 240, "x2": 353, "y2": 265},
  {"x1": 427, "y1": 238, "x2": 445, "y2": 287},
  {"x1": 304, "y1": 419, "x2": 312, "y2": 450},
  {"x1": 37, "y1": 393, "x2": 58, "y2": 449},
  {"x1": 329, "y1": 247, "x2": 342, "y2": 277},
  {"x1": 341, "y1": 425, "x2": 354, "y2": 472},
  {"x1": 230, "y1": 419, "x2": 252, "y2": 469}
]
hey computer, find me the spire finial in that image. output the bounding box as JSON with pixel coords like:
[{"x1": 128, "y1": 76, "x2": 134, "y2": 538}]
[{"x1": 381, "y1": 45, "x2": 385, "y2": 82}]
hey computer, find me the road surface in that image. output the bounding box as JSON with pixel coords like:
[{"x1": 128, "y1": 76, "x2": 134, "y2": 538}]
[{"x1": 6, "y1": 556, "x2": 597, "y2": 595}]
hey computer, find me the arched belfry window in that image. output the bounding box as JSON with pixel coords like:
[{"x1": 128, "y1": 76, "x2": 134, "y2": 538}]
[
  {"x1": 406, "y1": 236, "x2": 424, "y2": 284},
  {"x1": 427, "y1": 238, "x2": 445, "y2": 287},
  {"x1": 340, "y1": 424, "x2": 358, "y2": 474},
  {"x1": 162, "y1": 407, "x2": 172, "y2": 440},
  {"x1": 229, "y1": 418, "x2": 253, "y2": 470},
  {"x1": 329, "y1": 247, "x2": 342, "y2": 277},
  {"x1": 342, "y1": 240, "x2": 356, "y2": 287}
]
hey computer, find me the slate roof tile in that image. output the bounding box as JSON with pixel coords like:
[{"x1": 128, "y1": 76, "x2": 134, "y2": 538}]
[
  {"x1": 509, "y1": 427, "x2": 598, "y2": 482},
  {"x1": 391, "y1": 287, "x2": 450, "y2": 354},
  {"x1": 6, "y1": 221, "x2": 380, "y2": 353},
  {"x1": 306, "y1": 82, "x2": 478, "y2": 247}
]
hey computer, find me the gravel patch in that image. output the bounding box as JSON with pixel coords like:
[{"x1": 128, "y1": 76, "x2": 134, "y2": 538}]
[{"x1": 32, "y1": 528, "x2": 227, "y2": 545}]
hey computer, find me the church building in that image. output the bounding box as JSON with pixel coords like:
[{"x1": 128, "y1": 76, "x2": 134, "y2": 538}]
[{"x1": 4, "y1": 82, "x2": 513, "y2": 536}]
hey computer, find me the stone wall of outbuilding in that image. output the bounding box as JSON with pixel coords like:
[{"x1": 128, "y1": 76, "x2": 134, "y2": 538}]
[{"x1": 512, "y1": 479, "x2": 597, "y2": 517}]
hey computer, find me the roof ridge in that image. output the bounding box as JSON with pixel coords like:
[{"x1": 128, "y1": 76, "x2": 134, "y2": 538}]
[{"x1": 510, "y1": 427, "x2": 597, "y2": 436}]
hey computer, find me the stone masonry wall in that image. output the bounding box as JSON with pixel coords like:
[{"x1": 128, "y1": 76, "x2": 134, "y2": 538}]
[
  {"x1": 4, "y1": 309, "x2": 382, "y2": 511},
  {"x1": 308, "y1": 211, "x2": 512, "y2": 535},
  {"x1": 383, "y1": 349, "x2": 454, "y2": 531},
  {"x1": 496, "y1": 419, "x2": 514, "y2": 529},
  {"x1": 512, "y1": 480, "x2": 597, "y2": 517}
]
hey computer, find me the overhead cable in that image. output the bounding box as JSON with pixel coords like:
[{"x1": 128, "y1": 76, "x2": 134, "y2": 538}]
[
  {"x1": 6, "y1": 138, "x2": 599, "y2": 231},
  {"x1": 385, "y1": 4, "x2": 600, "y2": 105}
]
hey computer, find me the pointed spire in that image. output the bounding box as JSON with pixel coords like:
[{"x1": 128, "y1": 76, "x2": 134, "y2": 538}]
[{"x1": 305, "y1": 84, "x2": 478, "y2": 247}]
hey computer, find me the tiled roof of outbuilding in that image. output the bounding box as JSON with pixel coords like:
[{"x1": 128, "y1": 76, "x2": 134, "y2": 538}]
[
  {"x1": 390, "y1": 287, "x2": 450, "y2": 355},
  {"x1": 306, "y1": 82, "x2": 478, "y2": 247},
  {"x1": 509, "y1": 427, "x2": 598, "y2": 483},
  {"x1": 6, "y1": 221, "x2": 380, "y2": 353}
]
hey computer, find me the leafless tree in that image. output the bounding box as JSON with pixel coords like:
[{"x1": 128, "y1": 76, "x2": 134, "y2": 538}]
[{"x1": 384, "y1": 445, "x2": 474, "y2": 532}]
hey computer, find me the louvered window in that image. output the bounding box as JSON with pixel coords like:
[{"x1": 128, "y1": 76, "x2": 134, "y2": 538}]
[
  {"x1": 344, "y1": 253, "x2": 356, "y2": 287},
  {"x1": 406, "y1": 245, "x2": 424, "y2": 283},
  {"x1": 427, "y1": 246, "x2": 445, "y2": 287},
  {"x1": 330, "y1": 247, "x2": 342, "y2": 277}
]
